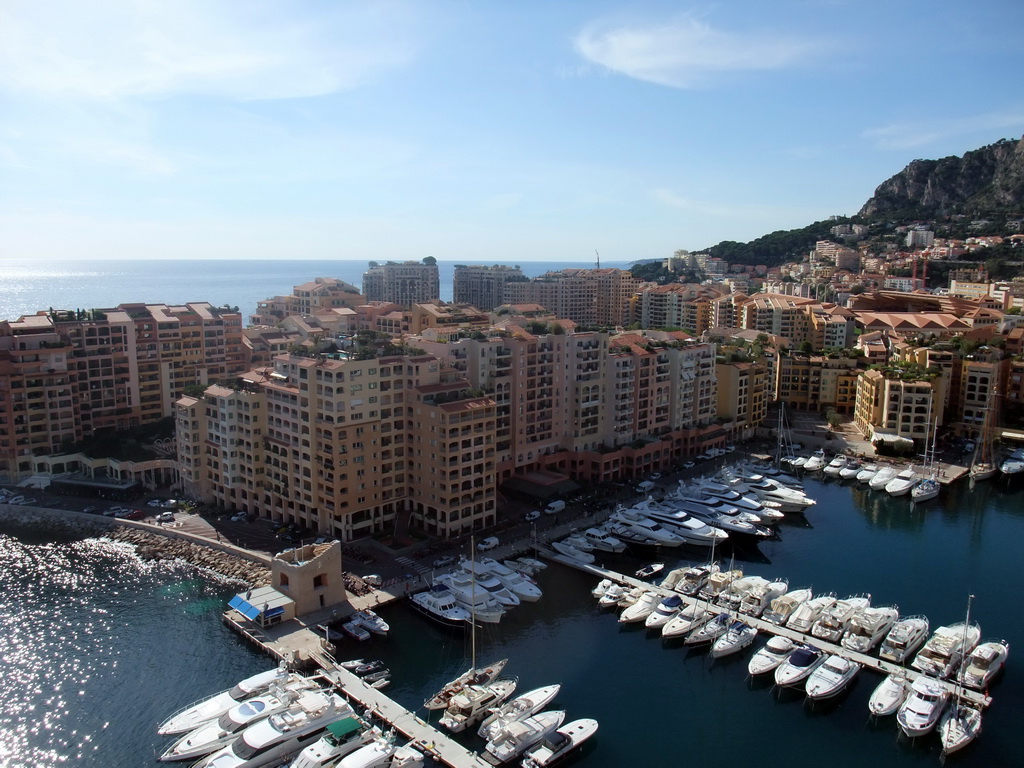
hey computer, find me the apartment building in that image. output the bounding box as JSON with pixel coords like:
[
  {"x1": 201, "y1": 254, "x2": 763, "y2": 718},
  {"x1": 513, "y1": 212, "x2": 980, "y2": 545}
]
[
  {"x1": 715, "y1": 359, "x2": 769, "y2": 439},
  {"x1": 177, "y1": 353, "x2": 497, "y2": 540},
  {"x1": 452, "y1": 264, "x2": 525, "y2": 311},
  {"x1": 250, "y1": 278, "x2": 364, "y2": 326},
  {"x1": 362, "y1": 261, "x2": 440, "y2": 306},
  {"x1": 409, "y1": 302, "x2": 490, "y2": 336},
  {"x1": 854, "y1": 368, "x2": 944, "y2": 444},
  {"x1": 775, "y1": 354, "x2": 864, "y2": 413},
  {"x1": 632, "y1": 284, "x2": 724, "y2": 335},
  {"x1": 737, "y1": 294, "x2": 816, "y2": 347},
  {"x1": 501, "y1": 268, "x2": 643, "y2": 327},
  {"x1": 807, "y1": 305, "x2": 856, "y2": 350}
]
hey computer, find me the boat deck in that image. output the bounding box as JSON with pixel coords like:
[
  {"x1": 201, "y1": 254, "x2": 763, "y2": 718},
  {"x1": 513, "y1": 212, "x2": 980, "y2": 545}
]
[
  {"x1": 541, "y1": 548, "x2": 993, "y2": 709},
  {"x1": 310, "y1": 649, "x2": 493, "y2": 768}
]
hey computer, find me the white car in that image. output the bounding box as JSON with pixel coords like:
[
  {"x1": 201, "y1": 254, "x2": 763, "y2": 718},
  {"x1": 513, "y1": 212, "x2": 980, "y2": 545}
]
[
  {"x1": 156, "y1": 511, "x2": 175, "y2": 523},
  {"x1": 682, "y1": 461, "x2": 695, "y2": 469},
  {"x1": 477, "y1": 536, "x2": 500, "y2": 552}
]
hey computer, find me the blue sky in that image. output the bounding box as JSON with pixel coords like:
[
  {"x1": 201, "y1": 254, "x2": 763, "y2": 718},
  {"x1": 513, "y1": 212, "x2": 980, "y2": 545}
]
[{"x1": 1, "y1": 1, "x2": 1022, "y2": 263}]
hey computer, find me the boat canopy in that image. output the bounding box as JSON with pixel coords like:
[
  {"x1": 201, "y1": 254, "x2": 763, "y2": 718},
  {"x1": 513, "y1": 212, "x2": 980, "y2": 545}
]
[{"x1": 326, "y1": 717, "x2": 363, "y2": 740}]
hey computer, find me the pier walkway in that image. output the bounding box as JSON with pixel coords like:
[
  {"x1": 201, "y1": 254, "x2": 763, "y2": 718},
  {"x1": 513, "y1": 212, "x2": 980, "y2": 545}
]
[{"x1": 541, "y1": 548, "x2": 993, "y2": 709}]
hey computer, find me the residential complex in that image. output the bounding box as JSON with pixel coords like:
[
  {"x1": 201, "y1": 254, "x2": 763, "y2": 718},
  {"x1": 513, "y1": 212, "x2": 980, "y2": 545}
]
[
  {"x1": 452, "y1": 264, "x2": 526, "y2": 311},
  {"x1": 362, "y1": 260, "x2": 440, "y2": 306}
]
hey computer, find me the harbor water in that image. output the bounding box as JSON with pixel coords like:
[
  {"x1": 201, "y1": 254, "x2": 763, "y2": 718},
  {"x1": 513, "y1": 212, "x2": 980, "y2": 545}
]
[{"x1": 0, "y1": 472, "x2": 1020, "y2": 767}]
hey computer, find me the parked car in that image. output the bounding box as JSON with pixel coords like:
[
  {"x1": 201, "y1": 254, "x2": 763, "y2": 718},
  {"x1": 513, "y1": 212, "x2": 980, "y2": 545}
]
[
  {"x1": 156, "y1": 511, "x2": 175, "y2": 523},
  {"x1": 682, "y1": 460, "x2": 695, "y2": 469},
  {"x1": 363, "y1": 574, "x2": 383, "y2": 587},
  {"x1": 477, "y1": 536, "x2": 500, "y2": 552},
  {"x1": 432, "y1": 555, "x2": 455, "y2": 568},
  {"x1": 230, "y1": 512, "x2": 248, "y2": 522},
  {"x1": 524, "y1": 510, "x2": 541, "y2": 522},
  {"x1": 82, "y1": 506, "x2": 99, "y2": 514}
]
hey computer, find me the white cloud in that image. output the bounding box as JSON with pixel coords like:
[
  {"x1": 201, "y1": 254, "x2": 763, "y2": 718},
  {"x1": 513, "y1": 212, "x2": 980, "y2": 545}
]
[
  {"x1": 862, "y1": 109, "x2": 1024, "y2": 150},
  {"x1": 0, "y1": 0, "x2": 421, "y2": 101},
  {"x1": 574, "y1": 14, "x2": 828, "y2": 88}
]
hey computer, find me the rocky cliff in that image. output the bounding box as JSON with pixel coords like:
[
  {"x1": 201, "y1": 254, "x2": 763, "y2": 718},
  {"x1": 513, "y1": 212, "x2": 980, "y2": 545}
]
[{"x1": 859, "y1": 136, "x2": 1024, "y2": 218}]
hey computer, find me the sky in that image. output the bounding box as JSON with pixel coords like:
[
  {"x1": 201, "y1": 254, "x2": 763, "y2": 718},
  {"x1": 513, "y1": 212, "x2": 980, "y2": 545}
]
[{"x1": 1, "y1": 1, "x2": 1023, "y2": 264}]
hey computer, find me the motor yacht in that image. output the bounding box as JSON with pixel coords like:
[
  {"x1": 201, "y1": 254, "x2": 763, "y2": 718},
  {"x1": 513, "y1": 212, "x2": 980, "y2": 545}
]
[
  {"x1": 342, "y1": 621, "x2": 370, "y2": 642},
  {"x1": 423, "y1": 659, "x2": 508, "y2": 710},
  {"x1": 710, "y1": 620, "x2": 757, "y2": 658},
  {"x1": 911, "y1": 476, "x2": 940, "y2": 502},
  {"x1": 618, "y1": 591, "x2": 660, "y2": 624},
  {"x1": 868, "y1": 673, "x2": 910, "y2": 718},
  {"x1": 841, "y1": 605, "x2": 899, "y2": 653},
  {"x1": 738, "y1": 579, "x2": 788, "y2": 618},
  {"x1": 810, "y1": 594, "x2": 871, "y2": 643},
  {"x1": 597, "y1": 583, "x2": 627, "y2": 608},
  {"x1": 897, "y1": 678, "x2": 949, "y2": 738},
  {"x1": 747, "y1": 636, "x2": 796, "y2": 676},
  {"x1": 477, "y1": 558, "x2": 543, "y2": 602},
  {"x1": 478, "y1": 684, "x2": 561, "y2": 741},
  {"x1": 657, "y1": 567, "x2": 690, "y2": 591},
  {"x1": 805, "y1": 655, "x2": 861, "y2": 700},
  {"x1": 960, "y1": 639, "x2": 1009, "y2": 690},
  {"x1": 878, "y1": 615, "x2": 930, "y2": 664},
  {"x1": 350, "y1": 610, "x2": 389, "y2": 637},
  {"x1": 675, "y1": 485, "x2": 779, "y2": 526},
  {"x1": 459, "y1": 560, "x2": 522, "y2": 608},
  {"x1": 161, "y1": 684, "x2": 319, "y2": 762},
  {"x1": 698, "y1": 568, "x2": 743, "y2": 602},
  {"x1": 1000, "y1": 448, "x2": 1024, "y2": 477},
  {"x1": 580, "y1": 527, "x2": 627, "y2": 553},
  {"x1": 590, "y1": 578, "x2": 613, "y2": 599},
  {"x1": 600, "y1": 521, "x2": 660, "y2": 549},
  {"x1": 911, "y1": 621, "x2": 982, "y2": 679},
  {"x1": 839, "y1": 460, "x2": 862, "y2": 480},
  {"x1": 439, "y1": 679, "x2": 518, "y2": 733},
  {"x1": 433, "y1": 571, "x2": 506, "y2": 624},
  {"x1": 485, "y1": 710, "x2": 565, "y2": 764},
  {"x1": 856, "y1": 464, "x2": 879, "y2": 483},
  {"x1": 632, "y1": 505, "x2": 730, "y2": 547},
  {"x1": 644, "y1": 594, "x2": 685, "y2": 630},
  {"x1": 607, "y1": 509, "x2": 685, "y2": 547},
  {"x1": 157, "y1": 668, "x2": 301, "y2": 736},
  {"x1": 661, "y1": 603, "x2": 715, "y2": 639},
  {"x1": 550, "y1": 540, "x2": 595, "y2": 563},
  {"x1": 732, "y1": 463, "x2": 804, "y2": 490},
  {"x1": 774, "y1": 645, "x2": 826, "y2": 688},
  {"x1": 939, "y1": 701, "x2": 983, "y2": 755},
  {"x1": 675, "y1": 563, "x2": 720, "y2": 596},
  {"x1": 615, "y1": 586, "x2": 647, "y2": 609},
  {"x1": 334, "y1": 733, "x2": 424, "y2": 768},
  {"x1": 409, "y1": 585, "x2": 473, "y2": 629},
  {"x1": 687, "y1": 481, "x2": 785, "y2": 524},
  {"x1": 822, "y1": 455, "x2": 847, "y2": 477},
  {"x1": 285, "y1": 717, "x2": 380, "y2": 768},
  {"x1": 667, "y1": 498, "x2": 772, "y2": 540},
  {"x1": 802, "y1": 450, "x2": 826, "y2": 472},
  {"x1": 787, "y1": 455, "x2": 807, "y2": 469},
  {"x1": 716, "y1": 575, "x2": 768, "y2": 612},
  {"x1": 786, "y1": 594, "x2": 837, "y2": 633},
  {"x1": 885, "y1": 468, "x2": 919, "y2": 496},
  {"x1": 762, "y1": 588, "x2": 812, "y2": 626},
  {"x1": 193, "y1": 691, "x2": 354, "y2": 768},
  {"x1": 635, "y1": 562, "x2": 665, "y2": 580},
  {"x1": 520, "y1": 718, "x2": 599, "y2": 768},
  {"x1": 684, "y1": 612, "x2": 732, "y2": 646},
  {"x1": 869, "y1": 466, "x2": 898, "y2": 490}
]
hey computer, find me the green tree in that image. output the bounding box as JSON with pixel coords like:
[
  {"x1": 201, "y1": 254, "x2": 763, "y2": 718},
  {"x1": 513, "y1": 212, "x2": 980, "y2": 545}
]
[{"x1": 422, "y1": 256, "x2": 437, "y2": 266}]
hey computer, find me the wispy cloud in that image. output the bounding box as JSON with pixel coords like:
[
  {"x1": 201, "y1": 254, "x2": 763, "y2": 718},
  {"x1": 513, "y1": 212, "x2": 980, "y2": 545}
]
[
  {"x1": 862, "y1": 109, "x2": 1024, "y2": 150},
  {"x1": 574, "y1": 14, "x2": 829, "y2": 89},
  {"x1": 0, "y1": 0, "x2": 421, "y2": 101}
]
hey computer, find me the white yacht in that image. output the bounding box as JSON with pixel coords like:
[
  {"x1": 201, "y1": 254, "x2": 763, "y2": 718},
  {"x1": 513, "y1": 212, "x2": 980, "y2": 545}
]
[
  {"x1": 158, "y1": 667, "x2": 297, "y2": 736},
  {"x1": 747, "y1": 636, "x2": 796, "y2": 676},
  {"x1": 618, "y1": 591, "x2": 660, "y2": 624},
  {"x1": 285, "y1": 718, "x2": 379, "y2": 768},
  {"x1": 550, "y1": 540, "x2": 595, "y2": 563},
  {"x1": 580, "y1": 527, "x2": 627, "y2": 553},
  {"x1": 661, "y1": 602, "x2": 714, "y2": 639},
  {"x1": 698, "y1": 568, "x2": 743, "y2": 602},
  {"x1": 632, "y1": 505, "x2": 730, "y2": 547},
  {"x1": 675, "y1": 563, "x2": 719, "y2": 596},
  {"x1": 477, "y1": 558, "x2": 543, "y2": 602},
  {"x1": 885, "y1": 467, "x2": 919, "y2": 496},
  {"x1": 802, "y1": 450, "x2": 826, "y2": 472},
  {"x1": 869, "y1": 466, "x2": 898, "y2": 490},
  {"x1": 459, "y1": 560, "x2": 522, "y2": 608},
  {"x1": 350, "y1": 610, "x2": 389, "y2": 637},
  {"x1": 434, "y1": 571, "x2": 506, "y2": 624},
  {"x1": 878, "y1": 615, "x2": 930, "y2": 664},
  {"x1": 335, "y1": 734, "x2": 424, "y2": 768},
  {"x1": 666, "y1": 498, "x2": 772, "y2": 540},
  {"x1": 607, "y1": 509, "x2": 686, "y2": 547},
  {"x1": 960, "y1": 639, "x2": 1009, "y2": 690},
  {"x1": 856, "y1": 464, "x2": 879, "y2": 483},
  {"x1": 478, "y1": 684, "x2": 561, "y2": 741},
  {"x1": 868, "y1": 673, "x2": 911, "y2": 718},
  {"x1": 762, "y1": 587, "x2": 812, "y2": 626},
  {"x1": 710, "y1": 620, "x2": 757, "y2": 658},
  {"x1": 161, "y1": 684, "x2": 316, "y2": 762},
  {"x1": 597, "y1": 583, "x2": 627, "y2": 608},
  {"x1": 193, "y1": 691, "x2": 354, "y2": 768},
  {"x1": 841, "y1": 606, "x2": 899, "y2": 653},
  {"x1": 786, "y1": 594, "x2": 837, "y2": 633},
  {"x1": 822, "y1": 455, "x2": 847, "y2": 477},
  {"x1": 805, "y1": 655, "x2": 861, "y2": 700},
  {"x1": 439, "y1": 679, "x2": 518, "y2": 733},
  {"x1": 911, "y1": 621, "x2": 982, "y2": 679},
  {"x1": 939, "y1": 701, "x2": 983, "y2": 755},
  {"x1": 838, "y1": 460, "x2": 862, "y2": 480},
  {"x1": 520, "y1": 718, "x2": 598, "y2": 768},
  {"x1": 423, "y1": 659, "x2": 508, "y2": 711},
  {"x1": 897, "y1": 678, "x2": 949, "y2": 738},
  {"x1": 716, "y1": 575, "x2": 768, "y2": 612},
  {"x1": 810, "y1": 594, "x2": 870, "y2": 643},
  {"x1": 684, "y1": 612, "x2": 732, "y2": 646},
  {"x1": 485, "y1": 710, "x2": 565, "y2": 764},
  {"x1": 590, "y1": 578, "x2": 613, "y2": 599},
  {"x1": 687, "y1": 480, "x2": 785, "y2": 523},
  {"x1": 644, "y1": 594, "x2": 685, "y2": 630},
  {"x1": 774, "y1": 645, "x2": 826, "y2": 688},
  {"x1": 738, "y1": 579, "x2": 788, "y2": 618},
  {"x1": 560, "y1": 534, "x2": 594, "y2": 553},
  {"x1": 911, "y1": 475, "x2": 940, "y2": 502},
  {"x1": 409, "y1": 585, "x2": 473, "y2": 629}
]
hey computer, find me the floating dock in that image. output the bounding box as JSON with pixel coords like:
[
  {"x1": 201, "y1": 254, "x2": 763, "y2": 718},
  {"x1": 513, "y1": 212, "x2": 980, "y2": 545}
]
[{"x1": 541, "y1": 547, "x2": 993, "y2": 709}]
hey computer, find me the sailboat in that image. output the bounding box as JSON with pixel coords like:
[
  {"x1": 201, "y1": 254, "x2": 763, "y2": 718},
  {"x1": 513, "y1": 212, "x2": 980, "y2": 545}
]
[
  {"x1": 939, "y1": 595, "x2": 983, "y2": 755},
  {"x1": 423, "y1": 537, "x2": 509, "y2": 711},
  {"x1": 774, "y1": 403, "x2": 797, "y2": 469},
  {"x1": 912, "y1": 405, "x2": 940, "y2": 503},
  {"x1": 970, "y1": 389, "x2": 998, "y2": 483}
]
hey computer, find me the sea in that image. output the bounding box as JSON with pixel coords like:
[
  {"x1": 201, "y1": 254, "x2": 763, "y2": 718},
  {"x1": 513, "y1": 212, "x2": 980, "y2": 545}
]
[
  {"x1": 0, "y1": 473, "x2": 1020, "y2": 768},
  {"x1": 0, "y1": 259, "x2": 633, "y2": 324}
]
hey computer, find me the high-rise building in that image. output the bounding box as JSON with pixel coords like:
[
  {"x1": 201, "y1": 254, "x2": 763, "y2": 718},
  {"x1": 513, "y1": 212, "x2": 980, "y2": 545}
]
[
  {"x1": 250, "y1": 277, "x2": 363, "y2": 326},
  {"x1": 362, "y1": 260, "x2": 440, "y2": 306},
  {"x1": 452, "y1": 264, "x2": 525, "y2": 311},
  {"x1": 501, "y1": 268, "x2": 643, "y2": 327}
]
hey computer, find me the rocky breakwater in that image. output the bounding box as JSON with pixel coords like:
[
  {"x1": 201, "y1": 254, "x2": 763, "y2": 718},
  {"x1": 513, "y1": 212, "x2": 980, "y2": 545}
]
[{"x1": 106, "y1": 527, "x2": 271, "y2": 587}]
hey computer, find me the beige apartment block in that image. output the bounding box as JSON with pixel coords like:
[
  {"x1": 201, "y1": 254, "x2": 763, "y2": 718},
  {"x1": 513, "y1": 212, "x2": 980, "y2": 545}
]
[
  {"x1": 632, "y1": 284, "x2": 724, "y2": 335},
  {"x1": 452, "y1": 264, "x2": 526, "y2": 311},
  {"x1": 250, "y1": 277, "x2": 363, "y2": 326},
  {"x1": 737, "y1": 293, "x2": 817, "y2": 347},
  {"x1": 409, "y1": 302, "x2": 489, "y2": 336},
  {"x1": 362, "y1": 261, "x2": 440, "y2": 306},
  {"x1": 716, "y1": 360, "x2": 769, "y2": 438},
  {"x1": 775, "y1": 354, "x2": 864, "y2": 412},
  {"x1": 854, "y1": 368, "x2": 944, "y2": 443},
  {"x1": 501, "y1": 268, "x2": 643, "y2": 327}
]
